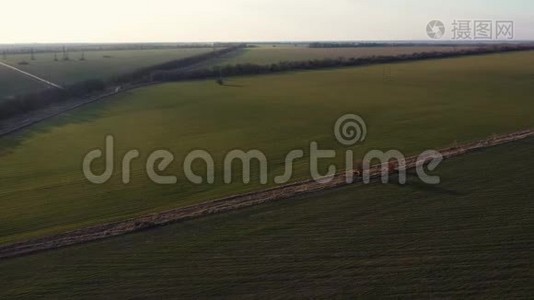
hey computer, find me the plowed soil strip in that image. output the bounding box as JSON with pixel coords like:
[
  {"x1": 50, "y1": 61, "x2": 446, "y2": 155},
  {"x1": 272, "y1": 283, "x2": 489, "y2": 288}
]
[{"x1": 1, "y1": 129, "x2": 533, "y2": 260}]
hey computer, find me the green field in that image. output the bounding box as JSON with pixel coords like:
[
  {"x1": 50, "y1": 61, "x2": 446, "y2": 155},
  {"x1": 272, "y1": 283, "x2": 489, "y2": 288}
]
[
  {"x1": 0, "y1": 46, "x2": 487, "y2": 100},
  {"x1": 0, "y1": 51, "x2": 533, "y2": 244},
  {"x1": 202, "y1": 45, "x2": 477, "y2": 67},
  {"x1": 1, "y1": 136, "x2": 532, "y2": 298},
  {"x1": 0, "y1": 48, "x2": 211, "y2": 96},
  {"x1": 0, "y1": 67, "x2": 49, "y2": 101}
]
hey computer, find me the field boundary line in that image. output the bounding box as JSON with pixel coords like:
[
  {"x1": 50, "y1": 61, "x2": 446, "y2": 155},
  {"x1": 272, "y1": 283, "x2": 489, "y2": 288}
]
[
  {"x1": 2, "y1": 47, "x2": 534, "y2": 138},
  {"x1": 0, "y1": 82, "x2": 154, "y2": 138},
  {"x1": 0, "y1": 61, "x2": 64, "y2": 90},
  {"x1": 0, "y1": 129, "x2": 533, "y2": 260},
  {"x1": 0, "y1": 46, "x2": 247, "y2": 138}
]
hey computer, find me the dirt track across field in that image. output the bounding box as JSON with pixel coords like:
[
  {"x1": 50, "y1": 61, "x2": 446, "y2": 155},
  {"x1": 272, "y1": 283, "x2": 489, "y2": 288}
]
[
  {"x1": 0, "y1": 129, "x2": 533, "y2": 260},
  {"x1": 0, "y1": 47, "x2": 243, "y2": 138},
  {"x1": 3, "y1": 46, "x2": 534, "y2": 139},
  {"x1": 0, "y1": 61, "x2": 64, "y2": 89}
]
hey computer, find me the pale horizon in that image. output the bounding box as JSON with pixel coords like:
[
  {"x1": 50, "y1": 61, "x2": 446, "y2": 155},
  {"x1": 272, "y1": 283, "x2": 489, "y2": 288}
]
[{"x1": 2, "y1": 0, "x2": 534, "y2": 44}]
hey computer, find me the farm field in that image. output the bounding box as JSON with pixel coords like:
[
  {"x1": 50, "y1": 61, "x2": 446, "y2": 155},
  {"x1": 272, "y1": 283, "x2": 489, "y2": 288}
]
[
  {"x1": 202, "y1": 45, "x2": 478, "y2": 67},
  {"x1": 0, "y1": 48, "x2": 212, "y2": 93},
  {"x1": 0, "y1": 136, "x2": 532, "y2": 298},
  {"x1": 0, "y1": 45, "x2": 509, "y2": 100},
  {"x1": 0, "y1": 51, "x2": 533, "y2": 245},
  {"x1": 0, "y1": 66, "x2": 49, "y2": 101}
]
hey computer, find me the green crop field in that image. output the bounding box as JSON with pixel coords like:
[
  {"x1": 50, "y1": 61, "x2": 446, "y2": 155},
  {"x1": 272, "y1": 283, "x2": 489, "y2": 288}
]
[
  {"x1": 0, "y1": 48, "x2": 211, "y2": 93},
  {"x1": 203, "y1": 45, "x2": 477, "y2": 67},
  {"x1": 0, "y1": 46, "x2": 490, "y2": 100},
  {"x1": 1, "y1": 136, "x2": 532, "y2": 298},
  {"x1": 0, "y1": 51, "x2": 533, "y2": 245},
  {"x1": 0, "y1": 67, "x2": 50, "y2": 101}
]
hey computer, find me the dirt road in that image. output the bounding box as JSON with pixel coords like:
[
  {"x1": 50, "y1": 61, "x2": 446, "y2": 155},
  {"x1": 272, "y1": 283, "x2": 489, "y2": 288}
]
[{"x1": 0, "y1": 129, "x2": 532, "y2": 260}]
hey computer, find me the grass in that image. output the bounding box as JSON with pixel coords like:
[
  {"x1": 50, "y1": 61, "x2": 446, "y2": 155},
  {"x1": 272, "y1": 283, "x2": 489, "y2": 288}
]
[
  {"x1": 0, "y1": 46, "x2": 496, "y2": 100},
  {"x1": 201, "y1": 45, "x2": 477, "y2": 67},
  {"x1": 0, "y1": 48, "x2": 211, "y2": 94},
  {"x1": 0, "y1": 51, "x2": 533, "y2": 244},
  {"x1": 0, "y1": 66, "x2": 50, "y2": 101},
  {"x1": 0, "y1": 136, "x2": 532, "y2": 298}
]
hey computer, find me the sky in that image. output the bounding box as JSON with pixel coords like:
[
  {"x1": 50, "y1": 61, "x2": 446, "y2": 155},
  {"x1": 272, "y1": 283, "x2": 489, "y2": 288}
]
[{"x1": 1, "y1": 0, "x2": 533, "y2": 43}]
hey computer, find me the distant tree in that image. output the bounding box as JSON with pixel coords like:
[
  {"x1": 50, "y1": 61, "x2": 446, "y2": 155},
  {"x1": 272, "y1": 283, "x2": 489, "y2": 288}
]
[{"x1": 216, "y1": 67, "x2": 224, "y2": 85}]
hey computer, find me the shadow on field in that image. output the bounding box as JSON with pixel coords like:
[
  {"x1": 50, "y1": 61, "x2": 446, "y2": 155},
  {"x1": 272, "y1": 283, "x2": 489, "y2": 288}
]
[
  {"x1": 0, "y1": 90, "x2": 132, "y2": 154},
  {"x1": 388, "y1": 172, "x2": 465, "y2": 196}
]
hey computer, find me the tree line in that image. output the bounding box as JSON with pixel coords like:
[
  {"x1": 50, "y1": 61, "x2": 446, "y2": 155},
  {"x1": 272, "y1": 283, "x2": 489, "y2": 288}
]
[
  {"x1": 2, "y1": 44, "x2": 533, "y2": 121},
  {"x1": 308, "y1": 42, "x2": 521, "y2": 48},
  {"x1": 152, "y1": 44, "x2": 534, "y2": 82},
  {"x1": 0, "y1": 45, "x2": 245, "y2": 121}
]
